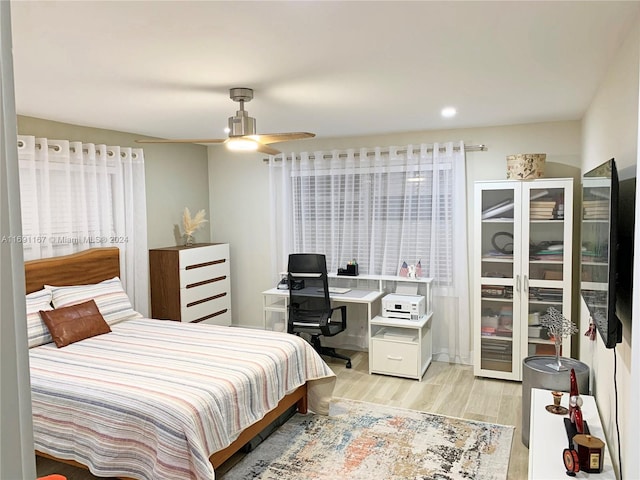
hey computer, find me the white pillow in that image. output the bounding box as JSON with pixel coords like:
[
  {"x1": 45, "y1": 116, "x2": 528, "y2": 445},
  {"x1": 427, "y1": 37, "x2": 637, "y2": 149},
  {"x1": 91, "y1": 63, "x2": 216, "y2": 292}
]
[
  {"x1": 48, "y1": 277, "x2": 142, "y2": 326},
  {"x1": 26, "y1": 288, "x2": 54, "y2": 348}
]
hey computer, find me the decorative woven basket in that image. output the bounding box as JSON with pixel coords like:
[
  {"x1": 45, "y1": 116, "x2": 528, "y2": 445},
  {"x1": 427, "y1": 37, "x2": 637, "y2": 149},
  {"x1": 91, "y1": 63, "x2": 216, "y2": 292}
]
[{"x1": 506, "y1": 153, "x2": 546, "y2": 179}]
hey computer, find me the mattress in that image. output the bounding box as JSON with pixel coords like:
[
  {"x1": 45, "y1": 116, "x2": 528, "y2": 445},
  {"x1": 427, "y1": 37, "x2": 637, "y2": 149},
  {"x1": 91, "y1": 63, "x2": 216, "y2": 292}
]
[{"x1": 30, "y1": 319, "x2": 336, "y2": 480}]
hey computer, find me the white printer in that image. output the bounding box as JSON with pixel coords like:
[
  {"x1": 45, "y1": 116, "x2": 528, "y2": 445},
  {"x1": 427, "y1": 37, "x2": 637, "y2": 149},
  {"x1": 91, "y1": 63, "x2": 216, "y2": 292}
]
[{"x1": 382, "y1": 293, "x2": 425, "y2": 321}]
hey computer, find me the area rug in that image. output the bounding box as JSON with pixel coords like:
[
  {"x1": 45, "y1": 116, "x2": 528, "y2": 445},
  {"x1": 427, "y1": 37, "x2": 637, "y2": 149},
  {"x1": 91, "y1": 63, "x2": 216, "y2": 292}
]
[{"x1": 222, "y1": 398, "x2": 514, "y2": 480}]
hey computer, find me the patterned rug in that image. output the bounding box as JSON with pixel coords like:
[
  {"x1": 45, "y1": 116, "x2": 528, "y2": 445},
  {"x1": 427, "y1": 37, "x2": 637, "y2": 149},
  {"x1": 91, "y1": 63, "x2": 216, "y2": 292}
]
[{"x1": 222, "y1": 398, "x2": 514, "y2": 480}]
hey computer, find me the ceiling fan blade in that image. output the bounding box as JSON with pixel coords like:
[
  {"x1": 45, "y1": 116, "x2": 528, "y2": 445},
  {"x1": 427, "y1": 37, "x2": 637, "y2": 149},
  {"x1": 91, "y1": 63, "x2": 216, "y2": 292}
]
[
  {"x1": 255, "y1": 143, "x2": 281, "y2": 155},
  {"x1": 251, "y1": 132, "x2": 315, "y2": 145},
  {"x1": 136, "y1": 138, "x2": 226, "y2": 144}
]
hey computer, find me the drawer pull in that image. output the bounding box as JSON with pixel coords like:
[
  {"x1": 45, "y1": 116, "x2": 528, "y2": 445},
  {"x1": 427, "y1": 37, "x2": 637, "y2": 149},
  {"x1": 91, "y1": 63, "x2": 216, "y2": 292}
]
[
  {"x1": 186, "y1": 275, "x2": 227, "y2": 289},
  {"x1": 186, "y1": 292, "x2": 227, "y2": 308},
  {"x1": 191, "y1": 309, "x2": 228, "y2": 323},
  {"x1": 387, "y1": 355, "x2": 403, "y2": 361},
  {"x1": 186, "y1": 258, "x2": 226, "y2": 270}
]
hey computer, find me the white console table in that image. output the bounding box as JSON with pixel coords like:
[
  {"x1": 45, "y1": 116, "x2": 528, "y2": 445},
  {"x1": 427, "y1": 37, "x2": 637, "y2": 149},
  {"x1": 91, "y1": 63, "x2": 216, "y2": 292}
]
[{"x1": 528, "y1": 387, "x2": 616, "y2": 479}]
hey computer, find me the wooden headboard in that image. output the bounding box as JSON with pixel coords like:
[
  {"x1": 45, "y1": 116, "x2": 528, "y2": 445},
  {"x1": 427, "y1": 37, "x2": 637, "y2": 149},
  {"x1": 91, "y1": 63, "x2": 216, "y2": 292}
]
[{"x1": 24, "y1": 247, "x2": 121, "y2": 294}]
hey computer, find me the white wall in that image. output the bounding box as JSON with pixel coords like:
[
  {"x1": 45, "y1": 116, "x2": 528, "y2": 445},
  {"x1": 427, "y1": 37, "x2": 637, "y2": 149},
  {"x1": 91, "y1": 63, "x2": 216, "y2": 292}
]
[
  {"x1": 1, "y1": 2, "x2": 36, "y2": 477},
  {"x1": 208, "y1": 121, "x2": 581, "y2": 334},
  {"x1": 581, "y1": 14, "x2": 640, "y2": 480}
]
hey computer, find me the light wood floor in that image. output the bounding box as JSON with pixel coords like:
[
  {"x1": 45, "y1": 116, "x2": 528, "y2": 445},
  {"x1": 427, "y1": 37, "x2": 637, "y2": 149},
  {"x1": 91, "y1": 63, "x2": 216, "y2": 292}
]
[{"x1": 36, "y1": 350, "x2": 529, "y2": 479}]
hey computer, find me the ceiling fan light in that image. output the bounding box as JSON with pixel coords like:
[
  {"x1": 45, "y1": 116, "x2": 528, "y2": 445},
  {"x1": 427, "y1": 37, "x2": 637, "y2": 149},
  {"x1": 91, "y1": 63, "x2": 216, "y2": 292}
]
[{"x1": 227, "y1": 138, "x2": 259, "y2": 151}]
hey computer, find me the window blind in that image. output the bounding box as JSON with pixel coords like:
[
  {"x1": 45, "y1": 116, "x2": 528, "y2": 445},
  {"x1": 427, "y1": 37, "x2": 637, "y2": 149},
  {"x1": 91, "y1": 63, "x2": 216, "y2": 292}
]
[{"x1": 289, "y1": 146, "x2": 457, "y2": 285}]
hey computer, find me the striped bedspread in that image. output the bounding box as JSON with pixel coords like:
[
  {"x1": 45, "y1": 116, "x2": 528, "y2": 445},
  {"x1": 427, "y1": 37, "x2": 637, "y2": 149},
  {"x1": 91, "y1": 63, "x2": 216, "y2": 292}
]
[{"x1": 30, "y1": 319, "x2": 336, "y2": 480}]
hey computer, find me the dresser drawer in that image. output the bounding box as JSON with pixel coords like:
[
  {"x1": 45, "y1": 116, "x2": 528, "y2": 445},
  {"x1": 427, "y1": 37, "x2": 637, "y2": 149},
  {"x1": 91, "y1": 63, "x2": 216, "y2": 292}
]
[
  {"x1": 178, "y1": 244, "x2": 229, "y2": 269},
  {"x1": 181, "y1": 294, "x2": 230, "y2": 323},
  {"x1": 180, "y1": 261, "x2": 229, "y2": 287},
  {"x1": 199, "y1": 309, "x2": 232, "y2": 326},
  {"x1": 371, "y1": 339, "x2": 419, "y2": 377},
  {"x1": 181, "y1": 279, "x2": 230, "y2": 306}
]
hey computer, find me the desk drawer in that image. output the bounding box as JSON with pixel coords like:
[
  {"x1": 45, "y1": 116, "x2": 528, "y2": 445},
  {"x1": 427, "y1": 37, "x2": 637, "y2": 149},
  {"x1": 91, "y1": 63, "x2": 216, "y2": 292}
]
[{"x1": 371, "y1": 339, "x2": 418, "y2": 377}]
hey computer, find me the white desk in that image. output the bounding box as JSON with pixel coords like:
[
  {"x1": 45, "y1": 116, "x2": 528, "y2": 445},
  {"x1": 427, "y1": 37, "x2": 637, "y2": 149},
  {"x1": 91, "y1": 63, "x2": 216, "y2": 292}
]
[
  {"x1": 528, "y1": 387, "x2": 616, "y2": 479},
  {"x1": 263, "y1": 275, "x2": 433, "y2": 353},
  {"x1": 262, "y1": 287, "x2": 384, "y2": 349}
]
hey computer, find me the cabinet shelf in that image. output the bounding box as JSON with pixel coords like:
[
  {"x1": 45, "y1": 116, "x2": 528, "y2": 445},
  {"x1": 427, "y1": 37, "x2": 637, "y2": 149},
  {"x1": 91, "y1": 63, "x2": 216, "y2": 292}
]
[
  {"x1": 481, "y1": 334, "x2": 514, "y2": 342},
  {"x1": 528, "y1": 299, "x2": 563, "y2": 306},
  {"x1": 481, "y1": 257, "x2": 514, "y2": 263},
  {"x1": 482, "y1": 218, "x2": 514, "y2": 223},
  {"x1": 480, "y1": 296, "x2": 513, "y2": 302}
]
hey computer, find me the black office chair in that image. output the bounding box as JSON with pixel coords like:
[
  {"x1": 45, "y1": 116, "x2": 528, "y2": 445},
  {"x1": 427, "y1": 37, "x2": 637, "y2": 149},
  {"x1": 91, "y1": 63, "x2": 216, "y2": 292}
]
[{"x1": 287, "y1": 253, "x2": 352, "y2": 368}]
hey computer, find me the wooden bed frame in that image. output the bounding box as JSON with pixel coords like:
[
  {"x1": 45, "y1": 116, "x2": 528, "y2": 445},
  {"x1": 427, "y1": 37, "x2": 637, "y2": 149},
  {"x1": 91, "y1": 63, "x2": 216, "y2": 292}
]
[{"x1": 26, "y1": 247, "x2": 308, "y2": 476}]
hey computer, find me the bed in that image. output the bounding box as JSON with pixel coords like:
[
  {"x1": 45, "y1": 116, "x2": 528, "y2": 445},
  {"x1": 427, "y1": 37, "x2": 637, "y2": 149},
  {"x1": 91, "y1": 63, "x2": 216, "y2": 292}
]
[{"x1": 25, "y1": 247, "x2": 336, "y2": 480}]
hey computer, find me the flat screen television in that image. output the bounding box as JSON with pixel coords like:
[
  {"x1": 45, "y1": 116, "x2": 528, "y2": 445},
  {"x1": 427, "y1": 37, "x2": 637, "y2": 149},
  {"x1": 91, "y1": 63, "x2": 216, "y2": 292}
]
[{"x1": 580, "y1": 158, "x2": 635, "y2": 348}]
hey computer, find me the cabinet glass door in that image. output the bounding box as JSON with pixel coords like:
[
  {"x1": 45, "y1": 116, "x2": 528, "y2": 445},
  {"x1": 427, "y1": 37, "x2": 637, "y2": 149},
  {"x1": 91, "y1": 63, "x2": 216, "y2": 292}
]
[
  {"x1": 522, "y1": 182, "x2": 573, "y2": 361},
  {"x1": 477, "y1": 186, "x2": 520, "y2": 377}
]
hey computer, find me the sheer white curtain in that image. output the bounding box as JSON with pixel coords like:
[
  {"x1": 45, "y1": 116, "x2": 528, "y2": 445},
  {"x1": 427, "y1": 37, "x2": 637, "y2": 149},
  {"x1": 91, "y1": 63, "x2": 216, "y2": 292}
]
[
  {"x1": 17, "y1": 135, "x2": 149, "y2": 316},
  {"x1": 268, "y1": 142, "x2": 471, "y2": 364}
]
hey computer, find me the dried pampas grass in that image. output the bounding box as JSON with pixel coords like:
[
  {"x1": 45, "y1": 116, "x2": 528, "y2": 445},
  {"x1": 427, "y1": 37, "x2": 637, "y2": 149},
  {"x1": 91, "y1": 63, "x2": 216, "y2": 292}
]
[{"x1": 182, "y1": 207, "x2": 208, "y2": 236}]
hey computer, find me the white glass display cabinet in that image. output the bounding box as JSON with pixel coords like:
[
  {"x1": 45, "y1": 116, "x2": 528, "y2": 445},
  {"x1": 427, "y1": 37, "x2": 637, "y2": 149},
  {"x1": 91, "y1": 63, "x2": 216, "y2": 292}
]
[{"x1": 473, "y1": 179, "x2": 574, "y2": 380}]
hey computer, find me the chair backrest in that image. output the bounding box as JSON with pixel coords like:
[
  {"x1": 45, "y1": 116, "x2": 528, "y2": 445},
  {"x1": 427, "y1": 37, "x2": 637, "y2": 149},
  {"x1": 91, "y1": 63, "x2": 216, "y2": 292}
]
[{"x1": 287, "y1": 253, "x2": 331, "y2": 324}]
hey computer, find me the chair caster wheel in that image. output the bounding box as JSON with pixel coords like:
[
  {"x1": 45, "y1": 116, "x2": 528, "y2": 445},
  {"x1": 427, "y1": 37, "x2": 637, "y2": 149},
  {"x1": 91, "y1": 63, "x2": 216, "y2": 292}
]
[{"x1": 346, "y1": 360, "x2": 352, "y2": 369}]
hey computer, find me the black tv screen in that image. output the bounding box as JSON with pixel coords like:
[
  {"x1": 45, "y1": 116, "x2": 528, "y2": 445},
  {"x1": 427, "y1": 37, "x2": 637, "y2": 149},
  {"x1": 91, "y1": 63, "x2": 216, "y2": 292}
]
[{"x1": 580, "y1": 158, "x2": 629, "y2": 348}]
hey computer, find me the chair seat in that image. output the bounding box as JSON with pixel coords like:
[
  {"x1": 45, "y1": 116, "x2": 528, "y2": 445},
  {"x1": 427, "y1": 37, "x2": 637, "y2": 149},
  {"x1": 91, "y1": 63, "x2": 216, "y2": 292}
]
[{"x1": 291, "y1": 321, "x2": 344, "y2": 337}]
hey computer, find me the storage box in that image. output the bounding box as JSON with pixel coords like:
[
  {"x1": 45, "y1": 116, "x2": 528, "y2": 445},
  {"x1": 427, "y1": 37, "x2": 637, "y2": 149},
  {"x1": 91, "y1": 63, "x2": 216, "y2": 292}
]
[
  {"x1": 528, "y1": 325, "x2": 541, "y2": 338},
  {"x1": 482, "y1": 315, "x2": 499, "y2": 329},
  {"x1": 528, "y1": 325, "x2": 549, "y2": 339},
  {"x1": 506, "y1": 153, "x2": 546, "y2": 179}
]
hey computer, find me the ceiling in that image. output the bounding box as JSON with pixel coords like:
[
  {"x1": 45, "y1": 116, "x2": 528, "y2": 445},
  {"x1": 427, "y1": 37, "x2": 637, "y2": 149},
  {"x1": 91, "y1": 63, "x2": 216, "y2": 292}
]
[{"x1": 9, "y1": 1, "x2": 640, "y2": 142}]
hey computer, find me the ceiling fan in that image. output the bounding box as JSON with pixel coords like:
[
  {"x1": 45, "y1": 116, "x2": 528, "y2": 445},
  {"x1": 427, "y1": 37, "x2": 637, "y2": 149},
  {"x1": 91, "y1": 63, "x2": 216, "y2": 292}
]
[{"x1": 136, "y1": 87, "x2": 315, "y2": 155}]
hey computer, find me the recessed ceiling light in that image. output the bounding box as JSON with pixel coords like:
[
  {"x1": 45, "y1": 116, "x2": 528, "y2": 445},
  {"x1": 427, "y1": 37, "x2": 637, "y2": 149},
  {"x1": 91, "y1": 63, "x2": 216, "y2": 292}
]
[{"x1": 441, "y1": 107, "x2": 457, "y2": 118}]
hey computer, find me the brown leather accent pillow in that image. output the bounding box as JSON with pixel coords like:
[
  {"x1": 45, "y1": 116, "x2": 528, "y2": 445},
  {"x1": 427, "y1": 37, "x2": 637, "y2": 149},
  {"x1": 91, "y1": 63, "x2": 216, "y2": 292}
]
[{"x1": 40, "y1": 299, "x2": 111, "y2": 348}]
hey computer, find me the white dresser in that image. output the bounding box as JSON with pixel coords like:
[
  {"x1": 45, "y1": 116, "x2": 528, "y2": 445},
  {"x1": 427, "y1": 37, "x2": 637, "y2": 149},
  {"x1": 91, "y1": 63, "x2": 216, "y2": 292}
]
[{"x1": 149, "y1": 243, "x2": 232, "y2": 325}]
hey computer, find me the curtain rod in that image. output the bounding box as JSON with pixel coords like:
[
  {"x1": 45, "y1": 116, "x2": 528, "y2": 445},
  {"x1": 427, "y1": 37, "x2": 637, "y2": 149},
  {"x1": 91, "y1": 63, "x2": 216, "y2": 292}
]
[
  {"x1": 262, "y1": 143, "x2": 487, "y2": 162},
  {"x1": 17, "y1": 139, "x2": 137, "y2": 158}
]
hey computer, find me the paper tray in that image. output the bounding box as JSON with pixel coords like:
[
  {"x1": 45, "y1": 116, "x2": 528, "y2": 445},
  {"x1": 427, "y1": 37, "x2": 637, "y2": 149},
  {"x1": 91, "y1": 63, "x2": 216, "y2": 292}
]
[{"x1": 376, "y1": 327, "x2": 418, "y2": 342}]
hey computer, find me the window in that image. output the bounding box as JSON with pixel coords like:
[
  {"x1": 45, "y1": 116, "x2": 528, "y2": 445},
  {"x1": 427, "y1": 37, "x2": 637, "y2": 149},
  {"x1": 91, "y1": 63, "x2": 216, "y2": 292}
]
[
  {"x1": 16, "y1": 135, "x2": 149, "y2": 316},
  {"x1": 274, "y1": 144, "x2": 463, "y2": 287}
]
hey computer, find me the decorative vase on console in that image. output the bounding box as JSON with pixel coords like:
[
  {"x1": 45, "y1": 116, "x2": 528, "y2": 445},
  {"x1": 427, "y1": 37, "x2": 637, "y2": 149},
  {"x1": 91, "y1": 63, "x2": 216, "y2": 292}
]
[
  {"x1": 540, "y1": 306, "x2": 578, "y2": 371},
  {"x1": 182, "y1": 207, "x2": 207, "y2": 247}
]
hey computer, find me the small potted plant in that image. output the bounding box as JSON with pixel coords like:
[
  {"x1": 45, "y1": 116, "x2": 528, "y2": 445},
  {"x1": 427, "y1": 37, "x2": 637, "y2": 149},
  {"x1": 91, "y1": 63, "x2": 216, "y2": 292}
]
[{"x1": 540, "y1": 306, "x2": 578, "y2": 371}]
